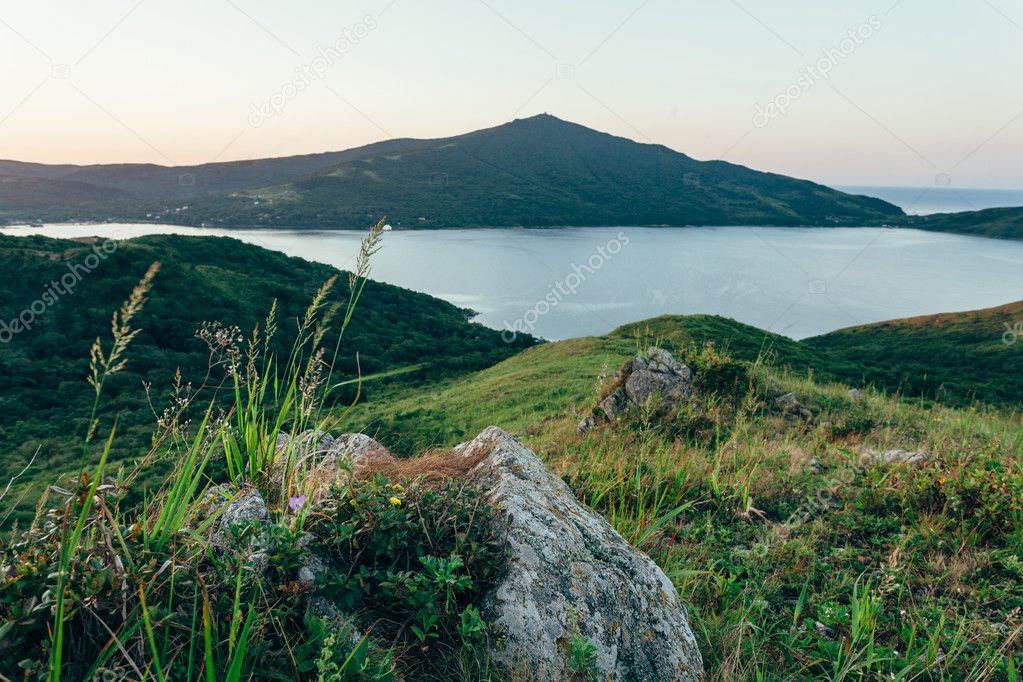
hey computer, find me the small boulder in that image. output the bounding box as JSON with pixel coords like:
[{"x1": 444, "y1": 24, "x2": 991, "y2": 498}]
[
  {"x1": 204, "y1": 487, "x2": 270, "y2": 567},
  {"x1": 327, "y1": 433, "x2": 395, "y2": 471},
  {"x1": 623, "y1": 347, "x2": 694, "y2": 410},
  {"x1": 223, "y1": 488, "x2": 267, "y2": 523},
  {"x1": 774, "y1": 392, "x2": 814, "y2": 421},
  {"x1": 598, "y1": 347, "x2": 694, "y2": 420},
  {"x1": 457, "y1": 427, "x2": 703, "y2": 681},
  {"x1": 577, "y1": 414, "x2": 596, "y2": 434},
  {"x1": 599, "y1": 388, "x2": 631, "y2": 420}
]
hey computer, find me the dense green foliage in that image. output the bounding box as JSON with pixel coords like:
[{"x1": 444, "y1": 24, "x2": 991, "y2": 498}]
[
  {"x1": 897, "y1": 206, "x2": 1023, "y2": 240},
  {"x1": 0, "y1": 233, "x2": 533, "y2": 525},
  {"x1": 805, "y1": 300, "x2": 1023, "y2": 407},
  {"x1": 0, "y1": 473, "x2": 500, "y2": 680},
  {"x1": 0, "y1": 116, "x2": 903, "y2": 228},
  {"x1": 313, "y1": 474, "x2": 502, "y2": 678}
]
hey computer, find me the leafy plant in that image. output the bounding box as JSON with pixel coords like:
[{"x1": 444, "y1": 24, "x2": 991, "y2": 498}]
[{"x1": 313, "y1": 473, "x2": 503, "y2": 676}]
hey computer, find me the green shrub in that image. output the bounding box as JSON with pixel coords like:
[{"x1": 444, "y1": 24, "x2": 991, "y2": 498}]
[{"x1": 312, "y1": 474, "x2": 503, "y2": 676}]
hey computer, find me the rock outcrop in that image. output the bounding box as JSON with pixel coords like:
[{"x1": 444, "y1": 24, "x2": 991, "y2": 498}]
[
  {"x1": 457, "y1": 426, "x2": 703, "y2": 681},
  {"x1": 599, "y1": 347, "x2": 694, "y2": 420}
]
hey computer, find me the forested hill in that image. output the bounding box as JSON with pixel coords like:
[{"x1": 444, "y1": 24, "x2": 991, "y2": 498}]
[
  {"x1": 1, "y1": 115, "x2": 902, "y2": 228},
  {"x1": 0, "y1": 232, "x2": 534, "y2": 524}
]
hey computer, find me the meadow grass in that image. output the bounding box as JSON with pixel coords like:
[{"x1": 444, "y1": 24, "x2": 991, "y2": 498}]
[{"x1": 341, "y1": 328, "x2": 1023, "y2": 680}]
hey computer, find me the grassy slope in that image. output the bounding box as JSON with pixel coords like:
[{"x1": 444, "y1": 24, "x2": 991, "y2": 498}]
[
  {"x1": 805, "y1": 300, "x2": 1023, "y2": 407},
  {"x1": 0, "y1": 233, "x2": 533, "y2": 523},
  {"x1": 343, "y1": 306, "x2": 1023, "y2": 454},
  {"x1": 343, "y1": 314, "x2": 828, "y2": 453},
  {"x1": 342, "y1": 315, "x2": 1023, "y2": 679}
]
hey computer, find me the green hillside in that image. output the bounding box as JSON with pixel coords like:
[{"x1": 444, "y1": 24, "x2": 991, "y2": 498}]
[
  {"x1": 898, "y1": 206, "x2": 1023, "y2": 240},
  {"x1": 338, "y1": 313, "x2": 1023, "y2": 679},
  {"x1": 805, "y1": 300, "x2": 1023, "y2": 407},
  {"x1": 0, "y1": 232, "x2": 534, "y2": 524},
  {"x1": 344, "y1": 307, "x2": 1022, "y2": 455}
]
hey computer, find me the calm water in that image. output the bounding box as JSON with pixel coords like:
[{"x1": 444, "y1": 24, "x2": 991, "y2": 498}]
[
  {"x1": 3, "y1": 223, "x2": 1022, "y2": 340},
  {"x1": 838, "y1": 185, "x2": 1023, "y2": 216}
]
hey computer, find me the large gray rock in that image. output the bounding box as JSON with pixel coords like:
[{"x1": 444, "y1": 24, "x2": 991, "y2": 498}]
[
  {"x1": 600, "y1": 347, "x2": 694, "y2": 420},
  {"x1": 457, "y1": 427, "x2": 703, "y2": 681}
]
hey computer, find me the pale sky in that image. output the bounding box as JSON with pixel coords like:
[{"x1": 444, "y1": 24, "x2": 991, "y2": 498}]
[{"x1": 1, "y1": 0, "x2": 1021, "y2": 188}]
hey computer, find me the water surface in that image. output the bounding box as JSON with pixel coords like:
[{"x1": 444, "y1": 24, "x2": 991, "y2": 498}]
[
  {"x1": 837, "y1": 185, "x2": 1023, "y2": 215},
  {"x1": 3, "y1": 223, "x2": 1022, "y2": 340}
]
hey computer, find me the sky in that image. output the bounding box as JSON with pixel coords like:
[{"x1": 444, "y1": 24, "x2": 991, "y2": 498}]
[{"x1": 1, "y1": 0, "x2": 1021, "y2": 188}]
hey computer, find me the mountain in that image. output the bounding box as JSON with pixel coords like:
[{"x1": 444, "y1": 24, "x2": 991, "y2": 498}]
[
  {"x1": 0, "y1": 115, "x2": 903, "y2": 227},
  {"x1": 0, "y1": 232, "x2": 535, "y2": 525},
  {"x1": 169, "y1": 115, "x2": 903, "y2": 228}
]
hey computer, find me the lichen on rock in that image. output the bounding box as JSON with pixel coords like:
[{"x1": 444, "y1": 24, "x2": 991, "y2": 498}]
[{"x1": 457, "y1": 426, "x2": 704, "y2": 681}]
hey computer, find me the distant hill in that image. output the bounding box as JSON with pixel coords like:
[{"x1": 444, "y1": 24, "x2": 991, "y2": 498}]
[
  {"x1": 897, "y1": 206, "x2": 1023, "y2": 240},
  {"x1": 617, "y1": 306, "x2": 1023, "y2": 408},
  {"x1": 0, "y1": 139, "x2": 418, "y2": 203},
  {"x1": 0, "y1": 173, "x2": 128, "y2": 207},
  {"x1": 805, "y1": 299, "x2": 1023, "y2": 406},
  {"x1": 0, "y1": 115, "x2": 903, "y2": 227},
  {"x1": 167, "y1": 115, "x2": 903, "y2": 228}
]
